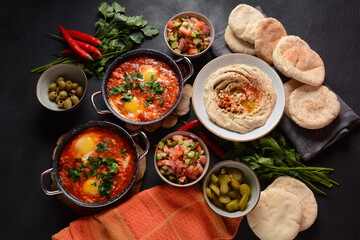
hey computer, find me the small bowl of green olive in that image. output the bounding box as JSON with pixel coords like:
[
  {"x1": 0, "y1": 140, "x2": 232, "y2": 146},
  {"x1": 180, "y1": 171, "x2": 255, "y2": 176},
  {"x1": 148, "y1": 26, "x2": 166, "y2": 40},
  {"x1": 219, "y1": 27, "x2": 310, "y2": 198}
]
[
  {"x1": 36, "y1": 63, "x2": 87, "y2": 111},
  {"x1": 203, "y1": 160, "x2": 261, "y2": 218}
]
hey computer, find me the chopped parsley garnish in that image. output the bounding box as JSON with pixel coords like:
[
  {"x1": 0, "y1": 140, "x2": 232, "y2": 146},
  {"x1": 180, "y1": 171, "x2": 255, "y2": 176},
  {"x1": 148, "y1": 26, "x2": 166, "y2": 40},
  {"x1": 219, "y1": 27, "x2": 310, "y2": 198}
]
[
  {"x1": 95, "y1": 141, "x2": 109, "y2": 152},
  {"x1": 121, "y1": 148, "x2": 127, "y2": 157},
  {"x1": 67, "y1": 152, "x2": 124, "y2": 199},
  {"x1": 121, "y1": 93, "x2": 133, "y2": 102},
  {"x1": 108, "y1": 71, "x2": 165, "y2": 107}
]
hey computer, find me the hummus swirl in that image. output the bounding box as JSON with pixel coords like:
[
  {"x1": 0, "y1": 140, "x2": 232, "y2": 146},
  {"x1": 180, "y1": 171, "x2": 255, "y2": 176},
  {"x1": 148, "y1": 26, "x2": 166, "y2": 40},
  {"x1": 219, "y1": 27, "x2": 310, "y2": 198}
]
[{"x1": 204, "y1": 64, "x2": 277, "y2": 133}]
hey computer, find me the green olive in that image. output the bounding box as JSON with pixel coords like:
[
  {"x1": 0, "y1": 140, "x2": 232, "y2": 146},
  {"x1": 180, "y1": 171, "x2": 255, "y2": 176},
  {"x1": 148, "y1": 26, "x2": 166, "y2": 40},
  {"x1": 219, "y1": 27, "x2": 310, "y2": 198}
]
[
  {"x1": 55, "y1": 87, "x2": 60, "y2": 93},
  {"x1": 64, "y1": 98, "x2": 72, "y2": 109},
  {"x1": 72, "y1": 82, "x2": 79, "y2": 89},
  {"x1": 65, "y1": 80, "x2": 73, "y2": 91},
  {"x1": 58, "y1": 80, "x2": 66, "y2": 90},
  {"x1": 70, "y1": 89, "x2": 77, "y2": 96},
  {"x1": 210, "y1": 174, "x2": 219, "y2": 184},
  {"x1": 70, "y1": 95, "x2": 80, "y2": 105},
  {"x1": 55, "y1": 95, "x2": 62, "y2": 104},
  {"x1": 76, "y1": 86, "x2": 84, "y2": 97},
  {"x1": 57, "y1": 100, "x2": 64, "y2": 108},
  {"x1": 48, "y1": 83, "x2": 57, "y2": 92},
  {"x1": 56, "y1": 77, "x2": 65, "y2": 85},
  {"x1": 48, "y1": 91, "x2": 58, "y2": 101},
  {"x1": 59, "y1": 91, "x2": 68, "y2": 99}
]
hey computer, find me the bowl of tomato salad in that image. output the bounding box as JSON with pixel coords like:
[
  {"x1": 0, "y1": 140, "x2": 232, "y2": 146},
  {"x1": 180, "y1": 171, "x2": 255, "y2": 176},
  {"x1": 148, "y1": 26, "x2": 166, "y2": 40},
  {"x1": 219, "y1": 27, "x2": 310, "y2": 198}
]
[
  {"x1": 164, "y1": 12, "x2": 215, "y2": 58},
  {"x1": 154, "y1": 131, "x2": 210, "y2": 187}
]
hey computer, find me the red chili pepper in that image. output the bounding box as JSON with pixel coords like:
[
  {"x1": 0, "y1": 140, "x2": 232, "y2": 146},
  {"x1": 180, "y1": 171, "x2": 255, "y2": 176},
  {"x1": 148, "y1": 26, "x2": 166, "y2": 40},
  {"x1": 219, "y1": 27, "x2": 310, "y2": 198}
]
[
  {"x1": 66, "y1": 29, "x2": 101, "y2": 47},
  {"x1": 74, "y1": 40, "x2": 102, "y2": 59},
  {"x1": 58, "y1": 25, "x2": 93, "y2": 61},
  {"x1": 176, "y1": 119, "x2": 202, "y2": 132},
  {"x1": 197, "y1": 131, "x2": 225, "y2": 160},
  {"x1": 61, "y1": 49, "x2": 78, "y2": 57}
]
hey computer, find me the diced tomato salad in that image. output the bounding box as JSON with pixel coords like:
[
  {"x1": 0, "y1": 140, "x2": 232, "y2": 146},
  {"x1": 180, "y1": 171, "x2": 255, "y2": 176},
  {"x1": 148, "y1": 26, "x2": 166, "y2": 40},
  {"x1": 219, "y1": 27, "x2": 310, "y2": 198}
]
[
  {"x1": 166, "y1": 16, "x2": 211, "y2": 55},
  {"x1": 156, "y1": 134, "x2": 207, "y2": 184}
]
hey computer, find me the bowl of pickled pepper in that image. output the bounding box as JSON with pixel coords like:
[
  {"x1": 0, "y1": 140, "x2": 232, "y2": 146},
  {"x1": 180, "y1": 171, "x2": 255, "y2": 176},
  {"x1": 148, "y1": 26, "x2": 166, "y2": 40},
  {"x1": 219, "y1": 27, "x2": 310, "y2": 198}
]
[
  {"x1": 36, "y1": 63, "x2": 87, "y2": 112},
  {"x1": 203, "y1": 160, "x2": 261, "y2": 218}
]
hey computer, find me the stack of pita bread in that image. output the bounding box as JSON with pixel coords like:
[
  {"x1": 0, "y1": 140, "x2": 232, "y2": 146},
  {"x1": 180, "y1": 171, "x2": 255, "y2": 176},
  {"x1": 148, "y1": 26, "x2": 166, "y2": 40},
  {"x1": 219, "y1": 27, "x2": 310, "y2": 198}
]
[
  {"x1": 225, "y1": 4, "x2": 340, "y2": 129},
  {"x1": 247, "y1": 176, "x2": 318, "y2": 240}
]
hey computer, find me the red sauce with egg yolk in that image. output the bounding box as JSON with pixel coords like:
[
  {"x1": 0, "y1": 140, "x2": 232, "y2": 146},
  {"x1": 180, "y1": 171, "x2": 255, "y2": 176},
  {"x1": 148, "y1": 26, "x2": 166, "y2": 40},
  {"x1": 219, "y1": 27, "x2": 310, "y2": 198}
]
[
  {"x1": 106, "y1": 56, "x2": 179, "y2": 122},
  {"x1": 59, "y1": 127, "x2": 136, "y2": 204}
]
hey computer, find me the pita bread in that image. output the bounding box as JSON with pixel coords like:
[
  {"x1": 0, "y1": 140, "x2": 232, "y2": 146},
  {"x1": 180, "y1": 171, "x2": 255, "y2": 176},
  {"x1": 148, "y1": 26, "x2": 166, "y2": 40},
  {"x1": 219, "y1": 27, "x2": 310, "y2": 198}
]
[
  {"x1": 247, "y1": 188, "x2": 302, "y2": 240},
  {"x1": 273, "y1": 35, "x2": 325, "y2": 86},
  {"x1": 254, "y1": 18, "x2": 287, "y2": 65},
  {"x1": 289, "y1": 84, "x2": 340, "y2": 129},
  {"x1": 283, "y1": 79, "x2": 304, "y2": 117},
  {"x1": 224, "y1": 25, "x2": 256, "y2": 55},
  {"x1": 228, "y1": 4, "x2": 265, "y2": 44},
  {"x1": 267, "y1": 176, "x2": 318, "y2": 231}
]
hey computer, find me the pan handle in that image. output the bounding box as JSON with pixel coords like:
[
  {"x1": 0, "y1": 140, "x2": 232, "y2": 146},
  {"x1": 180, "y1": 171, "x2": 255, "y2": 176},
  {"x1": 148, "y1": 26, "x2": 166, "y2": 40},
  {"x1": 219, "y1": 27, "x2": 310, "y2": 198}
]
[
  {"x1": 40, "y1": 168, "x2": 62, "y2": 196},
  {"x1": 130, "y1": 131, "x2": 150, "y2": 159},
  {"x1": 91, "y1": 91, "x2": 111, "y2": 115},
  {"x1": 174, "y1": 56, "x2": 194, "y2": 83}
]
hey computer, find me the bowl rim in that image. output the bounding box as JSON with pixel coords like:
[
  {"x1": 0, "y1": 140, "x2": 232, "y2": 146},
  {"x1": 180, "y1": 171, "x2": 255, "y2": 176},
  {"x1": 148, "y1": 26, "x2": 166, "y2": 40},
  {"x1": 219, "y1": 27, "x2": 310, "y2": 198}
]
[
  {"x1": 100, "y1": 48, "x2": 185, "y2": 125},
  {"x1": 192, "y1": 53, "x2": 285, "y2": 142},
  {"x1": 52, "y1": 121, "x2": 140, "y2": 208},
  {"x1": 36, "y1": 63, "x2": 88, "y2": 112},
  {"x1": 154, "y1": 131, "x2": 210, "y2": 187},
  {"x1": 202, "y1": 160, "x2": 261, "y2": 218},
  {"x1": 163, "y1": 11, "x2": 215, "y2": 58}
]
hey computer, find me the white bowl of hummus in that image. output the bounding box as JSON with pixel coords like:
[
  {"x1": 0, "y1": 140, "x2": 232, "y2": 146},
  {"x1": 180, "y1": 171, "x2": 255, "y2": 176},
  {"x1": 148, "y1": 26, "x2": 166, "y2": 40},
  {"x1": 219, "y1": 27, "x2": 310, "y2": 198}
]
[{"x1": 192, "y1": 54, "x2": 285, "y2": 142}]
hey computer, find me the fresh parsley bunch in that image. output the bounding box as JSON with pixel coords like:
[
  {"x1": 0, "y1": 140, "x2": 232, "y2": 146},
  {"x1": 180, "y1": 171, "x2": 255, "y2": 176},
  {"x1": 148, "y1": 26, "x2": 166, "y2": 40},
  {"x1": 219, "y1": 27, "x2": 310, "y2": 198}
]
[
  {"x1": 224, "y1": 133, "x2": 339, "y2": 195},
  {"x1": 31, "y1": 1, "x2": 159, "y2": 79}
]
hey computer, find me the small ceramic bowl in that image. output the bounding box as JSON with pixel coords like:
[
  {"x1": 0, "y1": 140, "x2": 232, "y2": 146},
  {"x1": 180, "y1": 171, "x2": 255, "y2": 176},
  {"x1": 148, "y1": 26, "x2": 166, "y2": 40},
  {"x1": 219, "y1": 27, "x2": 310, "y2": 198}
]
[
  {"x1": 203, "y1": 160, "x2": 261, "y2": 218},
  {"x1": 36, "y1": 63, "x2": 88, "y2": 112},
  {"x1": 154, "y1": 131, "x2": 210, "y2": 187},
  {"x1": 164, "y1": 11, "x2": 215, "y2": 59}
]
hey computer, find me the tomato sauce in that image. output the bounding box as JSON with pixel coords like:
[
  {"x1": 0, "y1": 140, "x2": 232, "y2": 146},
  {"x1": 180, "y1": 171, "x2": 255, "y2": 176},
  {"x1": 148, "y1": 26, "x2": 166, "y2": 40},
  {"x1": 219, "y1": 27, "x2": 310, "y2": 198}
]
[
  {"x1": 58, "y1": 127, "x2": 136, "y2": 204},
  {"x1": 106, "y1": 56, "x2": 179, "y2": 122}
]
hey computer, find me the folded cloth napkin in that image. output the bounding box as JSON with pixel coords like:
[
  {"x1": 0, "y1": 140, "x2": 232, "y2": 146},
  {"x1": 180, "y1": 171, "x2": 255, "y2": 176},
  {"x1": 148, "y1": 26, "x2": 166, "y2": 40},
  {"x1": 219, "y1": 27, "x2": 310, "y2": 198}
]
[
  {"x1": 210, "y1": 27, "x2": 360, "y2": 161},
  {"x1": 52, "y1": 184, "x2": 242, "y2": 240}
]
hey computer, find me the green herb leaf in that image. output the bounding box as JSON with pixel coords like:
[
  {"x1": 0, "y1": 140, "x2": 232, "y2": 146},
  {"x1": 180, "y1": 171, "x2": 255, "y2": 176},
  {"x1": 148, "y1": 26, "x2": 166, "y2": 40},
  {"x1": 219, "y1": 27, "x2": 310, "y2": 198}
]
[
  {"x1": 98, "y1": 2, "x2": 114, "y2": 18},
  {"x1": 95, "y1": 141, "x2": 109, "y2": 152},
  {"x1": 141, "y1": 25, "x2": 159, "y2": 37},
  {"x1": 121, "y1": 93, "x2": 133, "y2": 102},
  {"x1": 130, "y1": 33, "x2": 144, "y2": 44},
  {"x1": 112, "y1": 2, "x2": 125, "y2": 13},
  {"x1": 121, "y1": 148, "x2": 127, "y2": 157}
]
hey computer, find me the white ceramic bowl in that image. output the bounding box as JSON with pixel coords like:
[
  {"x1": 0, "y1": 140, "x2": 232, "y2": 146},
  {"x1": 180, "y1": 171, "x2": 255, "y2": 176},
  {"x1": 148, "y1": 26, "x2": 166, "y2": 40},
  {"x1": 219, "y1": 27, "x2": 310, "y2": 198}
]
[
  {"x1": 164, "y1": 11, "x2": 215, "y2": 59},
  {"x1": 192, "y1": 54, "x2": 285, "y2": 142},
  {"x1": 203, "y1": 160, "x2": 261, "y2": 218},
  {"x1": 154, "y1": 131, "x2": 210, "y2": 187},
  {"x1": 36, "y1": 63, "x2": 88, "y2": 112}
]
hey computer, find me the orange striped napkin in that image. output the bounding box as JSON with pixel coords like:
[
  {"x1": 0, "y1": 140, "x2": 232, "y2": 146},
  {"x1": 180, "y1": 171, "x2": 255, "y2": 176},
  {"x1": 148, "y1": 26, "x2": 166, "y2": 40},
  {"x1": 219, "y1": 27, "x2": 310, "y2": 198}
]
[{"x1": 52, "y1": 184, "x2": 242, "y2": 240}]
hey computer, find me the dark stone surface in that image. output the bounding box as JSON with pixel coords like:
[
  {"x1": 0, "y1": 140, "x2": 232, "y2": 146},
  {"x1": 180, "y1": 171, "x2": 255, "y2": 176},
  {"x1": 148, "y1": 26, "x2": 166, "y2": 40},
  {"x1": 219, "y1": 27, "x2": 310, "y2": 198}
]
[{"x1": 1, "y1": 0, "x2": 359, "y2": 239}]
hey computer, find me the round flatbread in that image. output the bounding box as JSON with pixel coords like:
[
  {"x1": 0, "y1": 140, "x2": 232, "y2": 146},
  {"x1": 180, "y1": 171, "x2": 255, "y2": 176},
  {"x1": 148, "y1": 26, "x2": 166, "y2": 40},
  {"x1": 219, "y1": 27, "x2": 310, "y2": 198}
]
[
  {"x1": 224, "y1": 25, "x2": 256, "y2": 55},
  {"x1": 289, "y1": 84, "x2": 340, "y2": 129},
  {"x1": 283, "y1": 79, "x2": 304, "y2": 117},
  {"x1": 228, "y1": 4, "x2": 265, "y2": 44},
  {"x1": 267, "y1": 176, "x2": 318, "y2": 231},
  {"x1": 254, "y1": 18, "x2": 287, "y2": 65},
  {"x1": 247, "y1": 188, "x2": 302, "y2": 240},
  {"x1": 273, "y1": 35, "x2": 325, "y2": 86}
]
